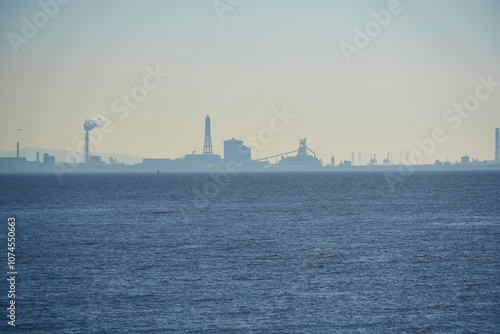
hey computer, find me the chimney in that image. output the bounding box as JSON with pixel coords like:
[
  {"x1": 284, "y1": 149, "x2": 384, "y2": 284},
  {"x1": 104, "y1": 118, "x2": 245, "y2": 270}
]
[{"x1": 16, "y1": 142, "x2": 19, "y2": 159}]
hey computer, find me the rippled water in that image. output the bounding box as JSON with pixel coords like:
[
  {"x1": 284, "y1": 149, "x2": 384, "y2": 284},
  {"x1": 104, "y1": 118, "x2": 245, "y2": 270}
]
[{"x1": 1, "y1": 171, "x2": 499, "y2": 333}]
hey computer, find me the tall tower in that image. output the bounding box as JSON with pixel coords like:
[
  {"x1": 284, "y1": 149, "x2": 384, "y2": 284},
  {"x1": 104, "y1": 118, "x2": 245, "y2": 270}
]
[
  {"x1": 495, "y1": 128, "x2": 499, "y2": 162},
  {"x1": 16, "y1": 142, "x2": 20, "y2": 158},
  {"x1": 203, "y1": 115, "x2": 213, "y2": 155},
  {"x1": 203, "y1": 116, "x2": 214, "y2": 155}
]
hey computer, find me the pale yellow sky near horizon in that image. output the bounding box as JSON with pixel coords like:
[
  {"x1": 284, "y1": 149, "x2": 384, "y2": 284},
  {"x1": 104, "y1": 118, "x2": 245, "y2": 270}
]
[{"x1": 1, "y1": 0, "x2": 499, "y2": 163}]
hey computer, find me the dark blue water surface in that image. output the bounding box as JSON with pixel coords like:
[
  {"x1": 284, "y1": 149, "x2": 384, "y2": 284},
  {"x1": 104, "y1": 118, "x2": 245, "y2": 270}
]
[{"x1": 1, "y1": 171, "x2": 499, "y2": 333}]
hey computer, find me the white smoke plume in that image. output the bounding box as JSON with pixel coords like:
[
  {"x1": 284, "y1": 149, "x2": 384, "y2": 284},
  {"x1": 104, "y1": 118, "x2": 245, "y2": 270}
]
[{"x1": 84, "y1": 116, "x2": 106, "y2": 132}]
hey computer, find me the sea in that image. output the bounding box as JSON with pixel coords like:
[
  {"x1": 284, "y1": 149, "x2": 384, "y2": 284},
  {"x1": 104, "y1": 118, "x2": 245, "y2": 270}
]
[{"x1": 1, "y1": 171, "x2": 499, "y2": 333}]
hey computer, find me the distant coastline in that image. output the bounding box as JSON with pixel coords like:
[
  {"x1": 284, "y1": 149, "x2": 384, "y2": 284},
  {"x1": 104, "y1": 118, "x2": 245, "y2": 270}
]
[{"x1": 1, "y1": 158, "x2": 499, "y2": 174}]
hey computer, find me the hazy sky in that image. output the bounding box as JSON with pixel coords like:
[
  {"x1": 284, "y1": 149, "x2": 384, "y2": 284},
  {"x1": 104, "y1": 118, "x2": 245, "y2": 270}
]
[{"x1": 1, "y1": 0, "x2": 499, "y2": 163}]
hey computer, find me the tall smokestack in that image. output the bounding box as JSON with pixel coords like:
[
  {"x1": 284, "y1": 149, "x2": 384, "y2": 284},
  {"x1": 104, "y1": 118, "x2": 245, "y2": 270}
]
[
  {"x1": 203, "y1": 115, "x2": 213, "y2": 155},
  {"x1": 495, "y1": 128, "x2": 499, "y2": 162},
  {"x1": 83, "y1": 116, "x2": 106, "y2": 163},
  {"x1": 85, "y1": 131, "x2": 89, "y2": 163}
]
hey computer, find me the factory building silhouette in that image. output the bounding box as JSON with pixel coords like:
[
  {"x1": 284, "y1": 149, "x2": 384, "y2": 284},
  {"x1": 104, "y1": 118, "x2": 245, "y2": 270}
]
[
  {"x1": 224, "y1": 138, "x2": 251, "y2": 164},
  {"x1": 139, "y1": 115, "x2": 321, "y2": 171},
  {"x1": 142, "y1": 115, "x2": 243, "y2": 171},
  {"x1": 2, "y1": 119, "x2": 500, "y2": 173},
  {"x1": 81, "y1": 123, "x2": 500, "y2": 171}
]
